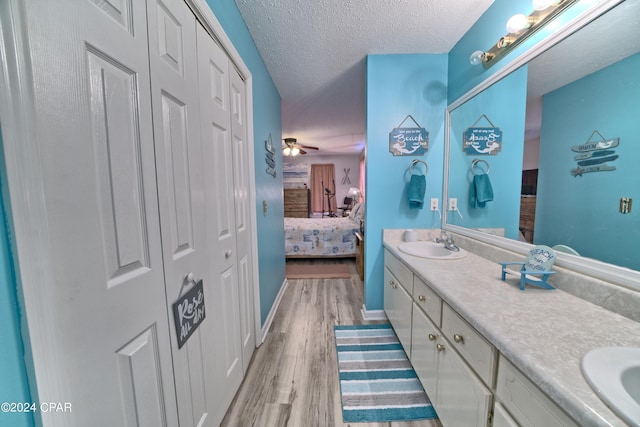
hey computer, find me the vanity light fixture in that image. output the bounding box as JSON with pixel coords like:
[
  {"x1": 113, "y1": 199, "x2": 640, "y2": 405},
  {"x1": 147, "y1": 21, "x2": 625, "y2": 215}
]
[{"x1": 469, "y1": 0, "x2": 579, "y2": 68}]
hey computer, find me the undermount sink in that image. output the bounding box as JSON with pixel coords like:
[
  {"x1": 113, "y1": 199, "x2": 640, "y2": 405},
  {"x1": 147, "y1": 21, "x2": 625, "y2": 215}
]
[
  {"x1": 581, "y1": 347, "x2": 640, "y2": 427},
  {"x1": 397, "y1": 241, "x2": 467, "y2": 260}
]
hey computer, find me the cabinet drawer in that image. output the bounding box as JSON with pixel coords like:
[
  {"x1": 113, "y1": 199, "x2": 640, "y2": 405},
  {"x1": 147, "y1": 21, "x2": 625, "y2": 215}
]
[
  {"x1": 441, "y1": 303, "x2": 496, "y2": 387},
  {"x1": 384, "y1": 249, "x2": 413, "y2": 294},
  {"x1": 496, "y1": 356, "x2": 578, "y2": 427},
  {"x1": 413, "y1": 276, "x2": 441, "y2": 326}
]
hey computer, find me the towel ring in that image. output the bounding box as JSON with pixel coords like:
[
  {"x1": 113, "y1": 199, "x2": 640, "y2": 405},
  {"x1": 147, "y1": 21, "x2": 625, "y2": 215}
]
[
  {"x1": 471, "y1": 159, "x2": 490, "y2": 175},
  {"x1": 409, "y1": 159, "x2": 428, "y2": 176}
]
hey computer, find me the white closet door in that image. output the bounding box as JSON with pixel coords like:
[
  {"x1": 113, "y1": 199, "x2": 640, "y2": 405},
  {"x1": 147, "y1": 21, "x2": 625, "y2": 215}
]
[
  {"x1": 229, "y1": 63, "x2": 256, "y2": 373},
  {"x1": 146, "y1": 0, "x2": 215, "y2": 426},
  {"x1": 196, "y1": 23, "x2": 245, "y2": 419},
  {"x1": 20, "y1": 0, "x2": 178, "y2": 425}
]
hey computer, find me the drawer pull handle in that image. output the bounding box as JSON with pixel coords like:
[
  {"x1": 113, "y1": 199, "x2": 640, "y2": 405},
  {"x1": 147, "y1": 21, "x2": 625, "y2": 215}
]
[
  {"x1": 428, "y1": 333, "x2": 437, "y2": 341},
  {"x1": 437, "y1": 343, "x2": 445, "y2": 352},
  {"x1": 418, "y1": 295, "x2": 426, "y2": 302},
  {"x1": 389, "y1": 280, "x2": 398, "y2": 289},
  {"x1": 453, "y1": 334, "x2": 464, "y2": 344}
]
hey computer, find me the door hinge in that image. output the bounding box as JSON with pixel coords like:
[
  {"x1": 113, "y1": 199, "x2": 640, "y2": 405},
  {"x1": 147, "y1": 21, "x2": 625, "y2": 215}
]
[{"x1": 487, "y1": 409, "x2": 494, "y2": 426}]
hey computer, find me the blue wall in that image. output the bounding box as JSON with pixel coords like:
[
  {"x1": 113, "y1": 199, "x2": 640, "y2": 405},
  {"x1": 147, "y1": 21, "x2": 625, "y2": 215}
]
[
  {"x1": 0, "y1": 130, "x2": 34, "y2": 427},
  {"x1": 365, "y1": 54, "x2": 448, "y2": 311},
  {"x1": 536, "y1": 53, "x2": 640, "y2": 270},
  {"x1": 205, "y1": 1, "x2": 285, "y2": 326},
  {"x1": 447, "y1": 66, "x2": 528, "y2": 239}
]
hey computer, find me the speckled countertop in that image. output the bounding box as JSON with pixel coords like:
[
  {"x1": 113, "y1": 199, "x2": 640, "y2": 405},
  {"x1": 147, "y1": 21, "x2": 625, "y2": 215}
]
[{"x1": 383, "y1": 232, "x2": 640, "y2": 427}]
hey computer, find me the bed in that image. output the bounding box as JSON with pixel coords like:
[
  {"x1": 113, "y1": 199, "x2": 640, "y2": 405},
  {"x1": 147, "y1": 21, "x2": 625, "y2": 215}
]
[{"x1": 285, "y1": 203, "x2": 363, "y2": 258}]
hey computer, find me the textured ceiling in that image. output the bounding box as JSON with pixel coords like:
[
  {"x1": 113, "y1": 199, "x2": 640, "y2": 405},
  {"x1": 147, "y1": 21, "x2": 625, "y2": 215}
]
[{"x1": 236, "y1": 0, "x2": 495, "y2": 155}]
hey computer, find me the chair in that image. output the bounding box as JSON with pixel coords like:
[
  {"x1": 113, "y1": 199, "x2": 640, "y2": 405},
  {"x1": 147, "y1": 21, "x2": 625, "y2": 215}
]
[
  {"x1": 500, "y1": 245, "x2": 557, "y2": 290},
  {"x1": 552, "y1": 244, "x2": 580, "y2": 256},
  {"x1": 338, "y1": 197, "x2": 353, "y2": 216}
]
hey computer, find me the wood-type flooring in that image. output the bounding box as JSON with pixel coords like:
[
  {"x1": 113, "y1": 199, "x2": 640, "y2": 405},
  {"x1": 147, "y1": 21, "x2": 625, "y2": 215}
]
[{"x1": 221, "y1": 258, "x2": 441, "y2": 427}]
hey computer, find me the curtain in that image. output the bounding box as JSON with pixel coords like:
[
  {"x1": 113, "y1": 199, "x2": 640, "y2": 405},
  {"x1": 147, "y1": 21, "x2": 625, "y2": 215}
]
[
  {"x1": 310, "y1": 164, "x2": 336, "y2": 214},
  {"x1": 359, "y1": 156, "x2": 365, "y2": 203}
]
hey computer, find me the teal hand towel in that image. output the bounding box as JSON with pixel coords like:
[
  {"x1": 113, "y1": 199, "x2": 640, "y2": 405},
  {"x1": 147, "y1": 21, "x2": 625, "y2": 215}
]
[
  {"x1": 407, "y1": 174, "x2": 426, "y2": 209},
  {"x1": 470, "y1": 173, "x2": 493, "y2": 208}
]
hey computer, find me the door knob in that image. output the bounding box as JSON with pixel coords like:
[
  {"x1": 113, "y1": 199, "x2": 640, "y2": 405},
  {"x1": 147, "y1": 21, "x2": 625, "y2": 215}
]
[
  {"x1": 453, "y1": 334, "x2": 464, "y2": 344},
  {"x1": 225, "y1": 250, "x2": 232, "y2": 259},
  {"x1": 418, "y1": 295, "x2": 426, "y2": 302},
  {"x1": 437, "y1": 343, "x2": 445, "y2": 352},
  {"x1": 428, "y1": 333, "x2": 437, "y2": 341}
]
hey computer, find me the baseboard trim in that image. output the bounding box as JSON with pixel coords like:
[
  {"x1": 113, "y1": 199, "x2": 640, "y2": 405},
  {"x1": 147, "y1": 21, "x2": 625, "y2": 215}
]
[
  {"x1": 361, "y1": 304, "x2": 388, "y2": 321},
  {"x1": 260, "y1": 278, "x2": 289, "y2": 343}
]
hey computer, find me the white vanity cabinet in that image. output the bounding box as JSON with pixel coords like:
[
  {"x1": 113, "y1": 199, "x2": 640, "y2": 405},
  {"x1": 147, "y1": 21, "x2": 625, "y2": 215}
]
[
  {"x1": 385, "y1": 250, "x2": 493, "y2": 427},
  {"x1": 383, "y1": 251, "x2": 413, "y2": 354}
]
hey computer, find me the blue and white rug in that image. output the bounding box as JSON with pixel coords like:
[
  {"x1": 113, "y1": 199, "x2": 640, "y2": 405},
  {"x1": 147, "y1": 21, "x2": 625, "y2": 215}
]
[{"x1": 334, "y1": 324, "x2": 438, "y2": 423}]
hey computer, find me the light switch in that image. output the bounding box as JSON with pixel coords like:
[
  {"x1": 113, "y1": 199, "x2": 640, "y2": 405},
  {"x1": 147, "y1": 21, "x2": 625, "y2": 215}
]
[{"x1": 620, "y1": 197, "x2": 632, "y2": 214}]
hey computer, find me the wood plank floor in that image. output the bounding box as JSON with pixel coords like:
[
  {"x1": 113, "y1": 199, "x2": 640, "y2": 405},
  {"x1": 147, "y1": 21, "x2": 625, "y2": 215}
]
[{"x1": 221, "y1": 258, "x2": 441, "y2": 427}]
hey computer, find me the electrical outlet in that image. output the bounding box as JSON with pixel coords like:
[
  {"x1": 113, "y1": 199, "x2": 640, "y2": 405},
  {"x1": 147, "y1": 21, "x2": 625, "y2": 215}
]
[
  {"x1": 448, "y1": 198, "x2": 458, "y2": 211},
  {"x1": 430, "y1": 198, "x2": 439, "y2": 211}
]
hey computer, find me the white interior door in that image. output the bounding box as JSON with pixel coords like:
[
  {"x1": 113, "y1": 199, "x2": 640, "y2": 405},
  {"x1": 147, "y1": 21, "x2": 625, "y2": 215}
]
[
  {"x1": 20, "y1": 1, "x2": 178, "y2": 425},
  {"x1": 229, "y1": 60, "x2": 256, "y2": 373},
  {"x1": 196, "y1": 24, "x2": 246, "y2": 415},
  {"x1": 146, "y1": 0, "x2": 216, "y2": 425}
]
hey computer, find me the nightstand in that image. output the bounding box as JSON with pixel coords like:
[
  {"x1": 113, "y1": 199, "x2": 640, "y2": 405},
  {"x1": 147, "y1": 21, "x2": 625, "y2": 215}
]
[{"x1": 355, "y1": 232, "x2": 364, "y2": 281}]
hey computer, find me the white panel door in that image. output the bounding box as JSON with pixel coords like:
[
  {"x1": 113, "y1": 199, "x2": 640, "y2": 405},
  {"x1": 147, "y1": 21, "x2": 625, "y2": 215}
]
[
  {"x1": 229, "y1": 62, "x2": 256, "y2": 373},
  {"x1": 20, "y1": 0, "x2": 178, "y2": 425},
  {"x1": 196, "y1": 24, "x2": 245, "y2": 420},
  {"x1": 146, "y1": 0, "x2": 214, "y2": 425}
]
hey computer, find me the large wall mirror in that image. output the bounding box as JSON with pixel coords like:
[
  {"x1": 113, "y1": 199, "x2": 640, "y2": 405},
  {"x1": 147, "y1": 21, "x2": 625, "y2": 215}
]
[{"x1": 444, "y1": 0, "x2": 640, "y2": 291}]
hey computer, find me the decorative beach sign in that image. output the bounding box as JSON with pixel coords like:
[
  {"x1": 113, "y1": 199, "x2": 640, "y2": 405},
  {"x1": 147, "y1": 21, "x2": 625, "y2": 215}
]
[
  {"x1": 570, "y1": 130, "x2": 619, "y2": 177},
  {"x1": 265, "y1": 134, "x2": 277, "y2": 177},
  {"x1": 463, "y1": 114, "x2": 502, "y2": 155},
  {"x1": 172, "y1": 278, "x2": 206, "y2": 349},
  {"x1": 389, "y1": 115, "x2": 429, "y2": 156}
]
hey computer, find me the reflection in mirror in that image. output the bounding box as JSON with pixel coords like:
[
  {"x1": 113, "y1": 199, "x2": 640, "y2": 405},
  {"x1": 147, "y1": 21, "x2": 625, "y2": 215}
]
[{"x1": 445, "y1": 0, "x2": 640, "y2": 275}]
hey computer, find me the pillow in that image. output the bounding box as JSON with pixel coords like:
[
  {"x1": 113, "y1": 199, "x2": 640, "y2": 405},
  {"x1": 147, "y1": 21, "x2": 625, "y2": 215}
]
[
  {"x1": 356, "y1": 203, "x2": 365, "y2": 220},
  {"x1": 349, "y1": 203, "x2": 362, "y2": 220}
]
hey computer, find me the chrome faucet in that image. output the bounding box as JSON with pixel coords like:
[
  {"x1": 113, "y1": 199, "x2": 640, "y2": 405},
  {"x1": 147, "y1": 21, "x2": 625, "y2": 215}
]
[{"x1": 436, "y1": 232, "x2": 460, "y2": 252}]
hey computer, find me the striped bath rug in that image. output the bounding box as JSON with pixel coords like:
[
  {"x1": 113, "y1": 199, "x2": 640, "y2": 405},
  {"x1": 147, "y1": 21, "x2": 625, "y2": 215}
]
[{"x1": 334, "y1": 324, "x2": 438, "y2": 423}]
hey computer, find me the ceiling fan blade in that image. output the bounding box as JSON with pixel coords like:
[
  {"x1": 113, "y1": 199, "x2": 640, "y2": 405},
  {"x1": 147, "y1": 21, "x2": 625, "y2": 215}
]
[
  {"x1": 299, "y1": 144, "x2": 319, "y2": 150},
  {"x1": 299, "y1": 148, "x2": 307, "y2": 155}
]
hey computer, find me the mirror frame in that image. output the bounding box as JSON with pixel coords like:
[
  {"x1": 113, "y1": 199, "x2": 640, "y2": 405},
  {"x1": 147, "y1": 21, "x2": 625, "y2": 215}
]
[{"x1": 442, "y1": 0, "x2": 640, "y2": 292}]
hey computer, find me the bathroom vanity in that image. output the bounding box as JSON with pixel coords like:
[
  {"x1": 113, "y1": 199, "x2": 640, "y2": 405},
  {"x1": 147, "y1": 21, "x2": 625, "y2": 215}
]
[{"x1": 383, "y1": 229, "x2": 640, "y2": 427}]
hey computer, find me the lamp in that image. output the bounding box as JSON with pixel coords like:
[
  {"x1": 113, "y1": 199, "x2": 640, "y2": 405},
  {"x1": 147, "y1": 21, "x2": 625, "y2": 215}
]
[
  {"x1": 470, "y1": 0, "x2": 578, "y2": 69},
  {"x1": 346, "y1": 187, "x2": 361, "y2": 206}
]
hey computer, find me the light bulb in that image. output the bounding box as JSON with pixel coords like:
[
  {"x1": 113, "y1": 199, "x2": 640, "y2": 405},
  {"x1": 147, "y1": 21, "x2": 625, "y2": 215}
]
[
  {"x1": 469, "y1": 50, "x2": 486, "y2": 66},
  {"x1": 532, "y1": 0, "x2": 560, "y2": 11},
  {"x1": 283, "y1": 147, "x2": 291, "y2": 156},
  {"x1": 506, "y1": 14, "x2": 530, "y2": 33},
  {"x1": 291, "y1": 147, "x2": 300, "y2": 156}
]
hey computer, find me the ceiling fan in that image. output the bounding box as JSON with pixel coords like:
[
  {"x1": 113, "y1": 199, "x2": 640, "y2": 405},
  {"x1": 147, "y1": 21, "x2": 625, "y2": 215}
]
[{"x1": 282, "y1": 137, "x2": 319, "y2": 156}]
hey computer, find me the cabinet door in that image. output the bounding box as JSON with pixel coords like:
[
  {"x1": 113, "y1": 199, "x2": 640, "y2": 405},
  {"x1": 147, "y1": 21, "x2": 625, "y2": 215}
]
[
  {"x1": 493, "y1": 402, "x2": 519, "y2": 427},
  {"x1": 383, "y1": 266, "x2": 412, "y2": 355},
  {"x1": 411, "y1": 304, "x2": 439, "y2": 401},
  {"x1": 436, "y1": 338, "x2": 492, "y2": 427}
]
